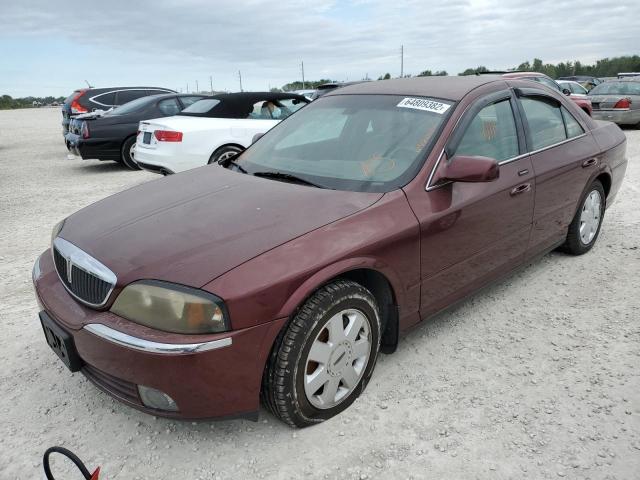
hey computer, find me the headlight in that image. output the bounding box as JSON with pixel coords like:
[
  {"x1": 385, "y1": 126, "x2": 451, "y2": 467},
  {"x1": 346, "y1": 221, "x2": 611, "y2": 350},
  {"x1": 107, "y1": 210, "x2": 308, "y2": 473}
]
[
  {"x1": 110, "y1": 280, "x2": 228, "y2": 334},
  {"x1": 51, "y1": 219, "x2": 65, "y2": 245}
]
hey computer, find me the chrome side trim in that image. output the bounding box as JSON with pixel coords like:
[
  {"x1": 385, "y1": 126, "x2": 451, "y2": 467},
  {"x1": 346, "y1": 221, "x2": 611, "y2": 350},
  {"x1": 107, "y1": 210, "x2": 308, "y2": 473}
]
[
  {"x1": 52, "y1": 237, "x2": 117, "y2": 308},
  {"x1": 84, "y1": 323, "x2": 233, "y2": 354},
  {"x1": 523, "y1": 133, "x2": 587, "y2": 157}
]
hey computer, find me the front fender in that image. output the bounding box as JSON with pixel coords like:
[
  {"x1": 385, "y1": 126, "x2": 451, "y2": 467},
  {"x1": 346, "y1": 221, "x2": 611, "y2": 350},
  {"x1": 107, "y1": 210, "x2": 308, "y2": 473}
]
[{"x1": 275, "y1": 257, "x2": 406, "y2": 319}]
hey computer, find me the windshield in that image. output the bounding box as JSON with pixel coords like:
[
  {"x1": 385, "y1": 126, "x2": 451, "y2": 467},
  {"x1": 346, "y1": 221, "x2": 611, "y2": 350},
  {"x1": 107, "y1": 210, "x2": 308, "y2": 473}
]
[
  {"x1": 589, "y1": 81, "x2": 640, "y2": 95},
  {"x1": 236, "y1": 94, "x2": 453, "y2": 192},
  {"x1": 107, "y1": 96, "x2": 153, "y2": 116}
]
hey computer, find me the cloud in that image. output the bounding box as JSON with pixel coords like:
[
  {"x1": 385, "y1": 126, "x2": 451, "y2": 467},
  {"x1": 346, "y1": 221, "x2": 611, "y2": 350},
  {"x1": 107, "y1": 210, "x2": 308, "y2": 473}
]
[{"x1": 1, "y1": 0, "x2": 638, "y2": 95}]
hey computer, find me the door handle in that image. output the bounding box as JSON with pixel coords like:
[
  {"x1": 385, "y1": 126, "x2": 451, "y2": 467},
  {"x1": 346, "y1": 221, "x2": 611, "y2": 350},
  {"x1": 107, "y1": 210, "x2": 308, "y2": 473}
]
[
  {"x1": 510, "y1": 183, "x2": 531, "y2": 196},
  {"x1": 582, "y1": 158, "x2": 598, "y2": 168}
]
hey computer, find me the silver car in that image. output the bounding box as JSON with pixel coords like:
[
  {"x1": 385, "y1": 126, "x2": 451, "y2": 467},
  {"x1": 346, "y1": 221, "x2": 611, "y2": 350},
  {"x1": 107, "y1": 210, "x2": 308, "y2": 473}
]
[{"x1": 589, "y1": 78, "x2": 640, "y2": 127}]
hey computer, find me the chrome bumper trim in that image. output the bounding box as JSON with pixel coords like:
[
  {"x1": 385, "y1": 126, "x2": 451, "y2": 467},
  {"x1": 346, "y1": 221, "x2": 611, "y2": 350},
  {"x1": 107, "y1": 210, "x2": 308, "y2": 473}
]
[{"x1": 83, "y1": 323, "x2": 232, "y2": 354}]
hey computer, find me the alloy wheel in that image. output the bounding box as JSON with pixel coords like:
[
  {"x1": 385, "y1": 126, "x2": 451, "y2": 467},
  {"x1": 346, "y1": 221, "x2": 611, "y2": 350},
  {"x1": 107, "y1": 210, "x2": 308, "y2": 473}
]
[
  {"x1": 304, "y1": 309, "x2": 371, "y2": 409},
  {"x1": 579, "y1": 190, "x2": 602, "y2": 245}
]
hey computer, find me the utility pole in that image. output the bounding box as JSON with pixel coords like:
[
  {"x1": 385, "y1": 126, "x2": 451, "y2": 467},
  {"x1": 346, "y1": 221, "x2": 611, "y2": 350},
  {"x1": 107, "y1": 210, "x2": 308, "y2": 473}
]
[
  {"x1": 187, "y1": 82, "x2": 189, "y2": 93},
  {"x1": 301, "y1": 60, "x2": 305, "y2": 89},
  {"x1": 400, "y1": 45, "x2": 404, "y2": 78},
  {"x1": 238, "y1": 71, "x2": 243, "y2": 92},
  {"x1": 209, "y1": 76, "x2": 213, "y2": 94},
  {"x1": 196, "y1": 80, "x2": 199, "y2": 93}
]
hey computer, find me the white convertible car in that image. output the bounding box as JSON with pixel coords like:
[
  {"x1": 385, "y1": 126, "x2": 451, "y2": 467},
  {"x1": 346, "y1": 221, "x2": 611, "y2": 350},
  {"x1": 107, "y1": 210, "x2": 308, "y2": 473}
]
[{"x1": 134, "y1": 92, "x2": 309, "y2": 174}]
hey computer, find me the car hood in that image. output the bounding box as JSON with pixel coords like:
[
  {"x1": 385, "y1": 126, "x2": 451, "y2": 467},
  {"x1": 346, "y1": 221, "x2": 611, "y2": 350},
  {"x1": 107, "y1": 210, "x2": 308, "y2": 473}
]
[{"x1": 59, "y1": 166, "x2": 382, "y2": 289}]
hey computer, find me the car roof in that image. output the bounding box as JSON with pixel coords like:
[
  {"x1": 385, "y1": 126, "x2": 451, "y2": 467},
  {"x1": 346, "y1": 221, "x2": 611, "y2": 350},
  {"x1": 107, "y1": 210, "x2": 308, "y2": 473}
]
[{"x1": 326, "y1": 75, "x2": 506, "y2": 101}]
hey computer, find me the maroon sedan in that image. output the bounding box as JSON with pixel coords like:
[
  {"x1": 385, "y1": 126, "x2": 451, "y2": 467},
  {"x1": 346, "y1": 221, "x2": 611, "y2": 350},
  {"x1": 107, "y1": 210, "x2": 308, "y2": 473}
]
[{"x1": 33, "y1": 76, "x2": 627, "y2": 427}]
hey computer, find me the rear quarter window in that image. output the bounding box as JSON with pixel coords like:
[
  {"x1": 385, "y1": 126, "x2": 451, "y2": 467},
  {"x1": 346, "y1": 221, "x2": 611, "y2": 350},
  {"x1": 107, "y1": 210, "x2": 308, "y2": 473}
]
[{"x1": 91, "y1": 92, "x2": 116, "y2": 106}]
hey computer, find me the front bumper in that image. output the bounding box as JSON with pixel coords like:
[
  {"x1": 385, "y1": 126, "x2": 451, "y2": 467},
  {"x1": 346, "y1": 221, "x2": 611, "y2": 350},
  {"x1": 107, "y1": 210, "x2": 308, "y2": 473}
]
[
  {"x1": 592, "y1": 109, "x2": 640, "y2": 125},
  {"x1": 33, "y1": 252, "x2": 286, "y2": 420}
]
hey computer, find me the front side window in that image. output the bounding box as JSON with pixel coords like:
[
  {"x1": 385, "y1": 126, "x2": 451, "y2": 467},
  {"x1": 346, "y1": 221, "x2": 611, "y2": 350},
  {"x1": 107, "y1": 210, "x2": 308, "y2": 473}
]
[
  {"x1": 454, "y1": 99, "x2": 519, "y2": 162},
  {"x1": 519, "y1": 97, "x2": 567, "y2": 150},
  {"x1": 237, "y1": 94, "x2": 453, "y2": 192}
]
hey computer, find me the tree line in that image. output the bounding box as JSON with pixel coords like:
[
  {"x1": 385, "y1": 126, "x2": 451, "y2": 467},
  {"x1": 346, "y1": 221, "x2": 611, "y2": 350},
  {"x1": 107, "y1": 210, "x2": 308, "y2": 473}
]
[
  {"x1": 277, "y1": 55, "x2": 639, "y2": 91},
  {"x1": 0, "y1": 95, "x2": 66, "y2": 110}
]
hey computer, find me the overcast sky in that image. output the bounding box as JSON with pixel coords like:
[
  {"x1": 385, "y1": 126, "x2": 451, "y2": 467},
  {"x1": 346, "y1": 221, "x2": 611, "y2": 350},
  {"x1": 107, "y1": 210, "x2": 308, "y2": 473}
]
[{"x1": 1, "y1": 0, "x2": 639, "y2": 97}]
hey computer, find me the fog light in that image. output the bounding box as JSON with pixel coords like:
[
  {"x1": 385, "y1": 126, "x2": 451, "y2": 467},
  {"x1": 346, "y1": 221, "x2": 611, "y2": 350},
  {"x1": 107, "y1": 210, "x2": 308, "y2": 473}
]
[{"x1": 138, "y1": 385, "x2": 178, "y2": 412}]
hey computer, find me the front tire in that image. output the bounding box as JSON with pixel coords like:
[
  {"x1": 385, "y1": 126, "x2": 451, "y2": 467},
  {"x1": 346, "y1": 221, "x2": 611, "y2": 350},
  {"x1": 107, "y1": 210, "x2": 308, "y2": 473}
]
[
  {"x1": 262, "y1": 280, "x2": 381, "y2": 428},
  {"x1": 208, "y1": 145, "x2": 243, "y2": 165},
  {"x1": 560, "y1": 180, "x2": 605, "y2": 255},
  {"x1": 121, "y1": 136, "x2": 141, "y2": 170}
]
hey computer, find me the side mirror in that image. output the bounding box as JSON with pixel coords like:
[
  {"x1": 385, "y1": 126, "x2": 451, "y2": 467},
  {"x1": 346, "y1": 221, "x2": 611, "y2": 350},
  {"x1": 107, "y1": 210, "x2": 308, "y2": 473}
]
[
  {"x1": 441, "y1": 155, "x2": 499, "y2": 183},
  {"x1": 252, "y1": 132, "x2": 264, "y2": 144},
  {"x1": 562, "y1": 88, "x2": 571, "y2": 96}
]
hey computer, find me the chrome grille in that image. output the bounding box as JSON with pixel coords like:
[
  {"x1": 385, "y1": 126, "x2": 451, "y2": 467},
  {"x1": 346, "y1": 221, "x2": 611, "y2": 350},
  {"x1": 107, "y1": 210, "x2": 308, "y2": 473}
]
[{"x1": 52, "y1": 237, "x2": 117, "y2": 307}]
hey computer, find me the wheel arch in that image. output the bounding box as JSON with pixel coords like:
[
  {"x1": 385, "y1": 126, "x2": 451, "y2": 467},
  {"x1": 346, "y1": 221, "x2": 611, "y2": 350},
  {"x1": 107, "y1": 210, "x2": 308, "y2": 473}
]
[{"x1": 275, "y1": 259, "x2": 404, "y2": 354}]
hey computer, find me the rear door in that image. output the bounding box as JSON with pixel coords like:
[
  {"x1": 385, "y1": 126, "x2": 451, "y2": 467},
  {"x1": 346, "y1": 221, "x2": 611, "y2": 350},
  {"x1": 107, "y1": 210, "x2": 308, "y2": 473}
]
[
  {"x1": 413, "y1": 90, "x2": 535, "y2": 316},
  {"x1": 514, "y1": 89, "x2": 600, "y2": 254}
]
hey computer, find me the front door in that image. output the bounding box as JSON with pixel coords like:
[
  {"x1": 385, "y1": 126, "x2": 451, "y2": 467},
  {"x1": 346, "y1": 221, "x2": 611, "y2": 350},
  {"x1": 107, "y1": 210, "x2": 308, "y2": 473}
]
[{"x1": 406, "y1": 91, "x2": 535, "y2": 318}]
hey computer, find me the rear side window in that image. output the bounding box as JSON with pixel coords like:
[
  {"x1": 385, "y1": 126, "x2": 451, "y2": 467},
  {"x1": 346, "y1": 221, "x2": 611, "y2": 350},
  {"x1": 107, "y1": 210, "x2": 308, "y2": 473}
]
[
  {"x1": 519, "y1": 97, "x2": 567, "y2": 150},
  {"x1": 454, "y1": 99, "x2": 519, "y2": 162},
  {"x1": 181, "y1": 99, "x2": 220, "y2": 114},
  {"x1": 179, "y1": 96, "x2": 205, "y2": 108},
  {"x1": 561, "y1": 107, "x2": 584, "y2": 138},
  {"x1": 116, "y1": 89, "x2": 147, "y2": 105},
  {"x1": 158, "y1": 98, "x2": 181, "y2": 116}
]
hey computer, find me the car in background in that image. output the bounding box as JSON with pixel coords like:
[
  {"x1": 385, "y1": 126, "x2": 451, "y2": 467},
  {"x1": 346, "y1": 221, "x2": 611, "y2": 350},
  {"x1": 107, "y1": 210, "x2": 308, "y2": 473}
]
[
  {"x1": 65, "y1": 94, "x2": 208, "y2": 169},
  {"x1": 557, "y1": 80, "x2": 588, "y2": 96},
  {"x1": 61, "y1": 87, "x2": 175, "y2": 136},
  {"x1": 557, "y1": 75, "x2": 602, "y2": 91},
  {"x1": 589, "y1": 78, "x2": 640, "y2": 127},
  {"x1": 499, "y1": 72, "x2": 593, "y2": 116},
  {"x1": 34, "y1": 75, "x2": 626, "y2": 426},
  {"x1": 617, "y1": 72, "x2": 640, "y2": 79},
  {"x1": 134, "y1": 92, "x2": 309, "y2": 174},
  {"x1": 310, "y1": 81, "x2": 369, "y2": 99},
  {"x1": 292, "y1": 89, "x2": 316, "y2": 100}
]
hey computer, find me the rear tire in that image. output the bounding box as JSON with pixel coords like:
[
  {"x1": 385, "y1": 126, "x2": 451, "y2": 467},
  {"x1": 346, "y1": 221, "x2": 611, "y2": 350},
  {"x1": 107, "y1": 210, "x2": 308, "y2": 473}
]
[
  {"x1": 262, "y1": 280, "x2": 381, "y2": 428},
  {"x1": 208, "y1": 145, "x2": 243, "y2": 165},
  {"x1": 560, "y1": 180, "x2": 605, "y2": 255},
  {"x1": 121, "y1": 136, "x2": 141, "y2": 170}
]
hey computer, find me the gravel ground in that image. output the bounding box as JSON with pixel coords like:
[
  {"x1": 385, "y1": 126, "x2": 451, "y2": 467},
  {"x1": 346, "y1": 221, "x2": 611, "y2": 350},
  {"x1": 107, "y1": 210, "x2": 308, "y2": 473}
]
[{"x1": 0, "y1": 108, "x2": 638, "y2": 479}]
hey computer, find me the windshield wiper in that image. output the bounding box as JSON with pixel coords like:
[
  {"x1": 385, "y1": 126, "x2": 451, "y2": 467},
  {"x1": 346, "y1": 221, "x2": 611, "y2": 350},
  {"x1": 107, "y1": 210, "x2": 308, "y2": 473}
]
[
  {"x1": 223, "y1": 159, "x2": 247, "y2": 173},
  {"x1": 252, "y1": 171, "x2": 326, "y2": 188}
]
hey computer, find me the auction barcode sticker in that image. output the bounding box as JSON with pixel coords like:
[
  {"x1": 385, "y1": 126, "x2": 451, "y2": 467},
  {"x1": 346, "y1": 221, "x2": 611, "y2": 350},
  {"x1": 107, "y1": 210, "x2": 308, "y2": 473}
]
[{"x1": 397, "y1": 98, "x2": 451, "y2": 114}]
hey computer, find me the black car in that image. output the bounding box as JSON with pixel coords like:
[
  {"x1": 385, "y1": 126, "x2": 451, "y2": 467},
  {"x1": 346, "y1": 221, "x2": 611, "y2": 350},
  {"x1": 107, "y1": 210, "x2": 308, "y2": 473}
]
[
  {"x1": 66, "y1": 93, "x2": 206, "y2": 169},
  {"x1": 61, "y1": 86, "x2": 175, "y2": 136}
]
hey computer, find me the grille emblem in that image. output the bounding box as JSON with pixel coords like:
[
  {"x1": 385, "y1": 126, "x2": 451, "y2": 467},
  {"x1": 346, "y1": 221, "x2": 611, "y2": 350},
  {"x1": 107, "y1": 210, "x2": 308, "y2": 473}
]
[{"x1": 66, "y1": 257, "x2": 73, "y2": 284}]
